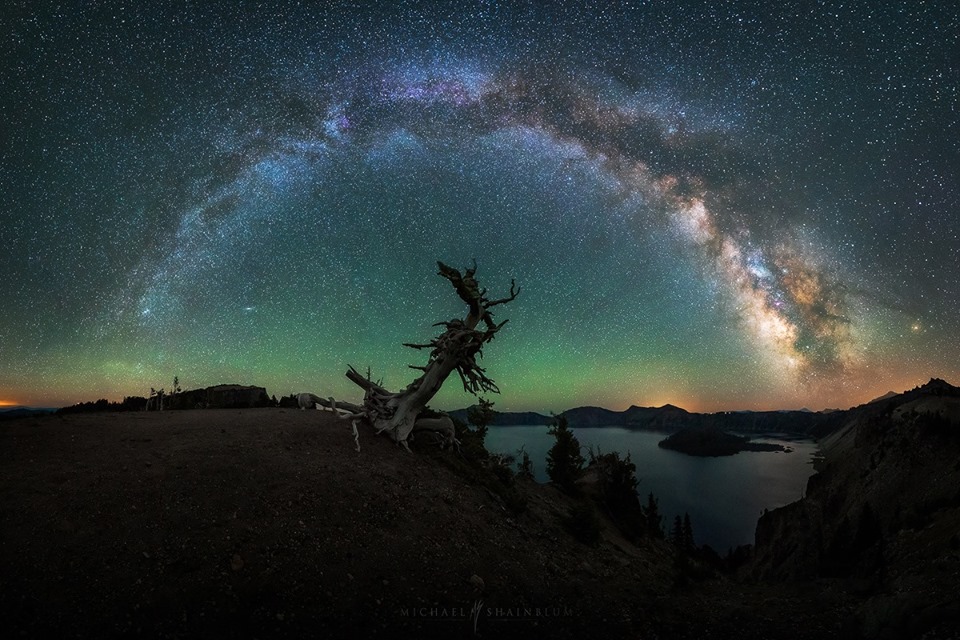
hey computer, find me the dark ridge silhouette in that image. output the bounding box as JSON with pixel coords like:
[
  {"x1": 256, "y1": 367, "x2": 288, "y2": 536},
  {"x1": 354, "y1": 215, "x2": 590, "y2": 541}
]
[
  {"x1": 57, "y1": 396, "x2": 147, "y2": 414},
  {"x1": 58, "y1": 385, "x2": 273, "y2": 414},
  {"x1": 165, "y1": 384, "x2": 272, "y2": 409},
  {"x1": 453, "y1": 402, "x2": 848, "y2": 436},
  {"x1": 0, "y1": 407, "x2": 58, "y2": 421},
  {"x1": 449, "y1": 408, "x2": 553, "y2": 426},
  {"x1": 750, "y1": 378, "x2": 960, "y2": 636}
]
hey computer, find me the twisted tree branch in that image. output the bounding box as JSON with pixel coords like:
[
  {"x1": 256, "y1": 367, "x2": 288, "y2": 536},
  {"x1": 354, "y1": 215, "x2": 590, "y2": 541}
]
[{"x1": 341, "y1": 261, "x2": 518, "y2": 449}]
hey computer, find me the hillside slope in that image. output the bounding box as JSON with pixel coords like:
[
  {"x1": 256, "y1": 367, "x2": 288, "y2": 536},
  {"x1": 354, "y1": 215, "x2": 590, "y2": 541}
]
[
  {"x1": 0, "y1": 408, "x2": 858, "y2": 639},
  {"x1": 0, "y1": 409, "x2": 675, "y2": 638},
  {"x1": 750, "y1": 380, "x2": 960, "y2": 638}
]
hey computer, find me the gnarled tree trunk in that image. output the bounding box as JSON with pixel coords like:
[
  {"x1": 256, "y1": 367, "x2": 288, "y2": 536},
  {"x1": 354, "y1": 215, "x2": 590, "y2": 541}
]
[{"x1": 325, "y1": 261, "x2": 518, "y2": 451}]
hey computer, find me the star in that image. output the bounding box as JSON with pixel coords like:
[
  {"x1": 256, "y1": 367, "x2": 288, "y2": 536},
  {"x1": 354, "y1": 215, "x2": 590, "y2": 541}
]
[{"x1": 0, "y1": 2, "x2": 956, "y2": 410}]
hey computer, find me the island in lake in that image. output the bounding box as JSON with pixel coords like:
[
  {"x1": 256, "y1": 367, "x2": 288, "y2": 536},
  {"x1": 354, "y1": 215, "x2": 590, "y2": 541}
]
[{"x1": 658, "y1": 425, "x2": 791, "y2": 456}]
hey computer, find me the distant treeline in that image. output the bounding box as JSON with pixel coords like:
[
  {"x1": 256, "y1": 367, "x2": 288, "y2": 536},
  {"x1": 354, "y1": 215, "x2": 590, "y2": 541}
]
[
  {"x1": 56, "y1": 391, "x2": 309, "y2": 414},
  {"x1": 57, "y1": 397, "x2": 148, "y2": 414}
]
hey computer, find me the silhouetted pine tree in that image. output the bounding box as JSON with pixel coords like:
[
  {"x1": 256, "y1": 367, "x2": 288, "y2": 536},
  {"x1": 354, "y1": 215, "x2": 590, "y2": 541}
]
[
  {"x1": 516, "y1": 445, "x2": 534, "y2": 479},
  {"x1": 682, "y1": 513, "x2": 695, "y2": 551},
  {"x1": 643, "y1": 493, "x2": 664, "y2": 538},
  {"x1": 589, "y1": 449, "x2": 645, "y2": 542},
  {"x1": 465, "y1": 397, "x2": 496, "y2": 449},
  {"x1": 670, "y1": 514, "x2": 691, "y2": 586},
  {"x1": 670, "y1": 515, "x2": 684, "y2": 546},
  {"x1": 546, "y1": 415, "x2": 585, "y2": 495}
]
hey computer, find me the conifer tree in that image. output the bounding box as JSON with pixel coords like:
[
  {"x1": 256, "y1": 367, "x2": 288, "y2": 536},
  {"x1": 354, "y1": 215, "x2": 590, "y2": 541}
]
[
  {"x1": 643, "y1": 493, "x2": 664, "y2": 538},
  {"x1": 516, "y1": 445, "x2": 534, "y2": 479},
  {"x1": 670, "y1": 515, "x2": 684, "y2": 546},
  {"x1": 682, "y1": 513, "x2": 695, "y2": 551},
  {"x1": 546, "y1": 415, "x2": 585, "y2": 495},
  {"x1": 466, "y1": 397, "x2": 496, "y2": 447}
]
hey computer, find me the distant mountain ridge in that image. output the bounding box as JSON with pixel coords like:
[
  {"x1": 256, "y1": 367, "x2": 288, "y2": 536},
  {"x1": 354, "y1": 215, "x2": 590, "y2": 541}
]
[
  {"x1": 451, "y1": 402, "x2": 843, "y2": 436},
  {"x1": 452, "y1": 379, "x2": 959, "y2": 437},
  {"x1": 867, "y1": 390, "x2": 898, "y2": 403},
  {"x1": 0, "y1": 407, "x2": 58, "y2": 421},
  {"x1": 447, "y1": 408, "x2": 553, "y2": 426}
]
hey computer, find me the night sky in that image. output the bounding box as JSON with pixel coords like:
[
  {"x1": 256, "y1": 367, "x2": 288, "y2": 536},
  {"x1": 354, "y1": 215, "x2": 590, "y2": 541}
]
[{"x1": 2, "y1": 1, "x2": 958, "y2": 412}]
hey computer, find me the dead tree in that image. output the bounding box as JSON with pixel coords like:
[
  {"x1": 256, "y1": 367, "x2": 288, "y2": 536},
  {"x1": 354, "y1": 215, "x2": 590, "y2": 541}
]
[{"x1": 322, "y1": 261, "x2": 518, "y2": 451}]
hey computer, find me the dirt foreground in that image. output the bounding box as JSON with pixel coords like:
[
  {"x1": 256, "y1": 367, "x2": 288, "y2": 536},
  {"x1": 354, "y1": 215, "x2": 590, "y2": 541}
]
[{"x1": 1, "y1": 409, "x2": 848, "y2": 639}]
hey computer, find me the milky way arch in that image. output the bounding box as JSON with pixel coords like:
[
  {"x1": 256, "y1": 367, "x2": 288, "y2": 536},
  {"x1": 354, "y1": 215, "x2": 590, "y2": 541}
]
[{"x1": 131, "y1": 61, "x2": 858, "y2": 387}]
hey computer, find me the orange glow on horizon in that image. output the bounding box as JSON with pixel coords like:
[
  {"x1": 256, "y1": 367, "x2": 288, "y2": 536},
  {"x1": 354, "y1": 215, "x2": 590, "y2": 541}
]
[
  {"x1": 616, "y1": 395, "x2": 704, "y2": 414},
  {"x1": 0, "y1": 400, "x2": 18, "y2": 407}
]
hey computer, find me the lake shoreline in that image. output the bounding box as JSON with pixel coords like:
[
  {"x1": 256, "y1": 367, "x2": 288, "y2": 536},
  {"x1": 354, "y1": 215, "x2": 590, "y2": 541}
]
[{"x1": 485, "y1": 424, "x2": 818, "y2": 551}]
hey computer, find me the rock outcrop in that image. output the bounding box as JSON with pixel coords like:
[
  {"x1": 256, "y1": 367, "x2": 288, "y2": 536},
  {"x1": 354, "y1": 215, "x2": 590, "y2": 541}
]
[
  {"x1": 749, "y1": 379, "x2": 960, "y2": 637},
  {"x1": 169, "y1": 384, "x2": 272, "y2": 409}
]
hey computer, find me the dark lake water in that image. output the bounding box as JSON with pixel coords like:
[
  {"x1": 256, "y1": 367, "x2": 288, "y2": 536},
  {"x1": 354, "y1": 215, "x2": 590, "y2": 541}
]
[{"x1": 485, "y1": 425, "x2": 819, "y2": 552}]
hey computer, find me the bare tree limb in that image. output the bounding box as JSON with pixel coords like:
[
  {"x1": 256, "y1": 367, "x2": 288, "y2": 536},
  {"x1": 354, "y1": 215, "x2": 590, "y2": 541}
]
[
  {"x1": 336, "y1": 261, "x2": 518, "y2": 450},
  {"x1": 485, "y1": 279, "x2": 520, "y2": 308}
]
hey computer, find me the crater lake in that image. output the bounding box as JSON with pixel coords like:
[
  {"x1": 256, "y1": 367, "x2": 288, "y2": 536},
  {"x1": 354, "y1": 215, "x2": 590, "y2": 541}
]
[{"x1": 485, "y1": 426, "x2": 819, "y2": 552}]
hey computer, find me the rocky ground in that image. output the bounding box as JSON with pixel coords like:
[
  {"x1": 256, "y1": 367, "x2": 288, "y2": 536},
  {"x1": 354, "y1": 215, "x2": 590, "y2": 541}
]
[
  {"x1": 1, "y1": 408, "x2": 859, "y2": 639},
  {"x1": 751, "y1": 386, "x2": 960, "y2": 639}
]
